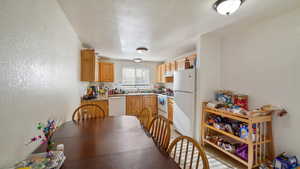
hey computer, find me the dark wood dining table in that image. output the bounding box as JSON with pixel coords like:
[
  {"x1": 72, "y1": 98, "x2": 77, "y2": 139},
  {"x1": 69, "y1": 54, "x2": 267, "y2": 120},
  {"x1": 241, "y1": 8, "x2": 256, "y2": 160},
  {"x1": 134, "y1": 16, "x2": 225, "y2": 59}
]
[{"x1": 35, "y1": 116, "x2": 180, "y2": 169}]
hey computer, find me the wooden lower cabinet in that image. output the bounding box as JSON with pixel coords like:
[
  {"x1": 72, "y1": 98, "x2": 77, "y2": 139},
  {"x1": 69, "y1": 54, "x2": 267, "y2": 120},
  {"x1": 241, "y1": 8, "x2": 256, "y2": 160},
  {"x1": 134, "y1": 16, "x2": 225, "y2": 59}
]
[
  {"x1": 143, "y1": 95, "x2": 158, "y2": 115},
  {"x1": 126, "y1": 95, "x2": 157, "y2": 117},
  {"x1": 168, "y1": 98, "x2": 174, "y2": 122},
  {"x1": 81, "y1": 100, "x2": 109, "y2": 116},
  {"x1": 126, "y1": 96, "x2": 143, "y2": 116}
]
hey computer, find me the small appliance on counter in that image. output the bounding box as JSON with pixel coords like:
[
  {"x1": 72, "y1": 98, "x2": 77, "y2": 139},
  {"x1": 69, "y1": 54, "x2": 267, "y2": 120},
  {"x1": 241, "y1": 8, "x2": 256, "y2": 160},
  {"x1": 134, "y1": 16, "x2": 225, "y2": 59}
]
[
  {"x1": 165, "y1": 88, "x2": 174, "y2": 96},
  {"x1": 108, "y1": 88, "x2": 126, "y2": 95},
  {"x1": 154, "y1": 84, "x2": 165, "y2": 94},
  {"x1": 82, "y1": 85, "x2": 99, "y2": 100}
]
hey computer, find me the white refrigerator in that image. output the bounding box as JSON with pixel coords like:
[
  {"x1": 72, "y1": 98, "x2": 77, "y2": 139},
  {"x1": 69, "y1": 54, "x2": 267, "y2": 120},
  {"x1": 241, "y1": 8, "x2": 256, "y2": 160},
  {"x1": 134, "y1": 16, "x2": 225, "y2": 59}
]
[{"x1": 173, "y1": 68, "x2": 196, "y2": 137}]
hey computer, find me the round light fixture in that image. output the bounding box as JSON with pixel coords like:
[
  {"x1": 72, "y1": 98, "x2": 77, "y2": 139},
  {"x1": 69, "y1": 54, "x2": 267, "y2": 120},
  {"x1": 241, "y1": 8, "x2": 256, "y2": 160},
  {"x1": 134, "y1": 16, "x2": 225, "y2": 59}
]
[
  {"x1": 136, "y1": 47, "x2": 148, "y2": 54},
  {"x1": 133, "y1": 58, "x2": 142, "y2": 63},
  {"x1": 213, "y1": 0, "x2": 245, "y2": 16}
]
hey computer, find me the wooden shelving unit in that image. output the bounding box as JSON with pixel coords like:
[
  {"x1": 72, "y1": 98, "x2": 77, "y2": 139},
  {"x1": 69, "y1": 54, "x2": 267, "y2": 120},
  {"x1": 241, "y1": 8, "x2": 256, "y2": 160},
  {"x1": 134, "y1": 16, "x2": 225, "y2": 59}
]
[{"x1": 201, "y1": 102, "x2": 274, "y2": 169}]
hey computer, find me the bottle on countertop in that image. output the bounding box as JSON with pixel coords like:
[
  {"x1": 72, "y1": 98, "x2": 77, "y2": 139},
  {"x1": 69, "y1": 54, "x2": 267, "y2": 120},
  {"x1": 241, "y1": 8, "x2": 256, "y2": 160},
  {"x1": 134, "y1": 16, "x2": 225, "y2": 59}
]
[{"x1": 185, "y1": 58, "x2": 190, "y2": 69}]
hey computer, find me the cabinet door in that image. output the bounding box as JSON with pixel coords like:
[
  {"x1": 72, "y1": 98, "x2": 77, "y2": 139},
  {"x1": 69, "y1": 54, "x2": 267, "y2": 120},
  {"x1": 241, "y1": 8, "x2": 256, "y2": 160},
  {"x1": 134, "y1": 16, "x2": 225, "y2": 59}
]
[
  {"x1": 165, "y1": 63, "x2": 171, "y2": 73},
  {"x1": 158, "y1": 64, "x2": 163, "y2": 83},
  {"x1": 176, "y1": 59, "x2": 185, "y2": 71},
  {"x1": 156, "y1": 65, "x2": 161, "y2": 83},
  {"x1": 170, "y1": 61, "x2": 177, "y2": 72},
  {"x1": 81, "y1": 49, "x2": 96, "y2": 81},
  {"x1": 160, "y1": 64, "x2": 165, "y2": 83},
  {"x1": 160, "y1": 64, "x2": 164, "y2": 83},
  {"x1": 94, "y1": 100, "x2": 109, "y2": 116},
  {"x1": 186, "y1": 54, "x2": 197, "y2": 66},
  {"x1": 143, "y1": 95, "x2": 158, "y2": 116},
  {"x1": 161, "y1": 64, "x2": 166, "y2": 75},
  {"x1": 168, "y1": 98, "x2": 174, "y2": 122},
  {"x1": 151, "y1": 95, "x2": 158, "y2": 115},
  {"x1": 126, "y1": 96, "x2": 143, "y2": 116},
  {"x1": 80, "y1": 100, "x2": 95, "y2": 115},
  {"x1": 80, "y1": 100, "x2": 108, "y2": 116},
  {"x1": 99, "y1": 62, "x2": 114, "y2": 82}
]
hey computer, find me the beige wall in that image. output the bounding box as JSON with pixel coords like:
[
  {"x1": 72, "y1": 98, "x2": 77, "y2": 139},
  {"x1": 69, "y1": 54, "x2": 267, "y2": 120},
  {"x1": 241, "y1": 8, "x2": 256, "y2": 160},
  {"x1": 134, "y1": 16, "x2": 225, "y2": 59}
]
[
  {"x1": 0, "y1": 0, "x2": 83, "y2": 167},
  {"x1": 110, "y1": 59, "x2": 160, "y2": 85},
  {"x1": 195, "y1": 35, "x2": 221, "y2": 140},
  {"x1": 220, "y1": 8, "x2": 300, "y2": 156},
  {"x1": 98, "y1": 59, "x2": 160, "y2": 87},
  {"x1": 196, "y1": 8, "x2": 300, "y2": 156}
]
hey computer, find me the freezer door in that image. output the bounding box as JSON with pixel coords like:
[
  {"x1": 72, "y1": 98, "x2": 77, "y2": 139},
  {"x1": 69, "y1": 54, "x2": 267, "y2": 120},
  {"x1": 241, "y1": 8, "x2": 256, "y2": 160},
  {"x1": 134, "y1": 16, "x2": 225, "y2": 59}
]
[
  {"x1": 173, "y1": 69, "x2": 195, "y2": 92},
  {"x1": 173, "y1": 91, "x2": 195, "y2": 137}
]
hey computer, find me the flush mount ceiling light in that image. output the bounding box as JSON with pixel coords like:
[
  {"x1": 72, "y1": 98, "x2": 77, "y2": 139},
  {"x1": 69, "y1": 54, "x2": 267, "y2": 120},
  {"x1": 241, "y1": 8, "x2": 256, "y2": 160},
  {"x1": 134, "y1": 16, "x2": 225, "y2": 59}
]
[
  {"x1": 213, "y1": 0, "x2": 245, "y2": 16},
  {"x1": 133, "y1": 58, "x2": 142, "y2": 63},
  {"x1": 136, "y1": 47, "x2": 149, "y2": 54}
]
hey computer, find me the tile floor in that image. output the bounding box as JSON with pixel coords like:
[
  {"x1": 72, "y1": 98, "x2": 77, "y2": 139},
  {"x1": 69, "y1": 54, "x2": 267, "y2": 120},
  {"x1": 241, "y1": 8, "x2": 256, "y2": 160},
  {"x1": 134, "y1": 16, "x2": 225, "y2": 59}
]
[{"x1": 171, "y1": 127, "x2": 246, "y2": 169}]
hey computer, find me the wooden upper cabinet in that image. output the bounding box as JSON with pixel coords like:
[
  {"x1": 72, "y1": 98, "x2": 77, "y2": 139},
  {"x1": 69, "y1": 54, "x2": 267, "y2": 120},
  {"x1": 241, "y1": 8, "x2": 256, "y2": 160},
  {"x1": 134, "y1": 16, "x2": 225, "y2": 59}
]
[
  {"x1": 165, "y1": 63, "x2": 171, "y2": 73},
  {"x1": 186, "y1": 54, "x2": 197, "y2": 66},
  {"x1": 156, "y1": 64, "x2": 165, "y2": 83},
  {"x1": 161, "y1": 64, "x2": 166, "y2": 75},
  {"x1": 157, "y1": 62, "x2": 177, "y2": 83},
  {"x1": 161, "y1": 64, "x2": 166, "y2": 83},
  {"x1": 80, "y1": 49, "x2": 115, "y2": 82},
  {"x1": 170, "y1": 61, "x2": 177, "y2": 72},
  {"x1": 81, "y1": 49, "x2": 97, "y2": 82},
  {"x1": 156, "y1": 65, "x2": 161, "y2": 83},
  {"x1": 154, "y1": 54, "x2": 196, "y2": 83},
  {"x1": 99, "y1": 62, "x2": 114, "y2": 82},
  {"x1": 176, "y1": 58, "x2": 186, "y2": 71}
]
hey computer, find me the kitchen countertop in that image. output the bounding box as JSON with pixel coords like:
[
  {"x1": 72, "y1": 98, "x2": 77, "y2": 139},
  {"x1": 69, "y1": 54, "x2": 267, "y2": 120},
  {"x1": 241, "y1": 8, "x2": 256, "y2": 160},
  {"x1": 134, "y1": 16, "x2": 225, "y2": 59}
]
[
  {"x1": 109, "y1": 93, "x2": 157, "y2": 97},
  {"x1": 81, "y1": 96, "x2": 109, "y2": 101},
  {"x1": 167, "y1": 96, "x2": 174, "y2": 99},
  {"x1": 81, "y1": 93, "x2": 174, "y2": 101}
]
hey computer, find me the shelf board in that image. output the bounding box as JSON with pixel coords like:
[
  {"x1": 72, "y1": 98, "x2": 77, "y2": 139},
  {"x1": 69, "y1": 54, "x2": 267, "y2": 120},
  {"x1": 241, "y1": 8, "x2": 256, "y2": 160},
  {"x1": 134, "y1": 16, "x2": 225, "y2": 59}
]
[
  {"x1": 205, "y1": 107, "x2": 272, "y2": 123},
  {"x1": 202, "y1": 102, "x2": 274, "y2": 169},
  {"x1": 206, "y1": 107, "x2": 249, "y2": 118},
  {"x1": 205, "y1": 108, "x2": 250, "y2": 123},
  {"x1": 205, "y1": 124, "x2": 249, "y2": 144},
  {"x1": 204, "y1": 139, "x2": 249, "y2": 166}
]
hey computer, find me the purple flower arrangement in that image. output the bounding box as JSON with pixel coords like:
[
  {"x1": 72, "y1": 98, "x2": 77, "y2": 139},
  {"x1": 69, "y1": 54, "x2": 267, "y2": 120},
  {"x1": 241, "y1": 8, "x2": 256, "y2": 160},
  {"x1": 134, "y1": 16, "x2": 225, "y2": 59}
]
[{"x1": 27, "y1": 120, "x2": 59, "y2": 152}]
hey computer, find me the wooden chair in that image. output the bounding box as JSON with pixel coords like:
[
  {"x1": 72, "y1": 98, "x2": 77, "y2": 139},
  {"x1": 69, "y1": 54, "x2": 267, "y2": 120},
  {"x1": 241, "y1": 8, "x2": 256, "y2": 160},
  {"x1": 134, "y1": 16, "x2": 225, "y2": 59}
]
[
  {"x1": 148, "y1": 115, "x2": 171, "y2": 151},
  {"x1": 139, "y1": 108, "x2": 152, "y2": 130},
  {"x1": 72, "y1": 104, "x2": 106, "y2": 122},
  {"x1": 167, "y1": 136, "x2": 209, "y2": 169}
]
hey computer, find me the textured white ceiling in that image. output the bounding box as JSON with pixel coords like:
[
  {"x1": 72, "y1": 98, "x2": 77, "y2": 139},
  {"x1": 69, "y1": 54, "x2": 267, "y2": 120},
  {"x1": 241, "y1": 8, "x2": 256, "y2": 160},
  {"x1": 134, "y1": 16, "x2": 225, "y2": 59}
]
[{"x1": 58, "y1": 0, "x2": 300, "y2": 61}]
